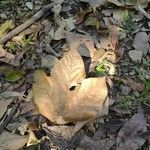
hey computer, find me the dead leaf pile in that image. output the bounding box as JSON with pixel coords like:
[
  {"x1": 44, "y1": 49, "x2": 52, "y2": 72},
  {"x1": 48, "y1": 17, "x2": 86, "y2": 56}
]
[{"x1": 33, "y1": 49, "x2": 109, "y2": 124}]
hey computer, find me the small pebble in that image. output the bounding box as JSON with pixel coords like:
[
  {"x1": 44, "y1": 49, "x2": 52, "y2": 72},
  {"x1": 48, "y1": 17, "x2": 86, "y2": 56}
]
[
  {"x1": 26, "y1": 2, "x2": 33, "y2": 10},
  {"x1": 128, "y1": 50, "x2": 143, "y2": 63}
]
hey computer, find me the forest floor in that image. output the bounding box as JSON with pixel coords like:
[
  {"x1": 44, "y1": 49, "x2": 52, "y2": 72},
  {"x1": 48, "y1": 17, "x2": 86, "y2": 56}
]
[{"x1": 0, "y1": 0, "x2": 150, "y2": 150}]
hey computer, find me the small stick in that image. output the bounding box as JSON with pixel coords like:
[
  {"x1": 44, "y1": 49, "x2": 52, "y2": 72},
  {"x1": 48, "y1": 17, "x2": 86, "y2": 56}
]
[
  {"x1": 137, "y1": 5, "x2": 150, "y2": 20},
  {"x1": 0, "y1": 2, "x2": 55, "y2": 44}
]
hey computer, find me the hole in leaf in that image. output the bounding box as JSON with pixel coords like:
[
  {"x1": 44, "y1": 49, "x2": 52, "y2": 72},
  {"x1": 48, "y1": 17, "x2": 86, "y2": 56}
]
[{"x1": 69, "y1": 85, "x2": 76, "y2": 91}]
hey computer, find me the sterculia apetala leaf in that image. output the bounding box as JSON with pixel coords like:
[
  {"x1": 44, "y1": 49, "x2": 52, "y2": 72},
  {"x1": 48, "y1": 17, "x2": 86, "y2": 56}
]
[{"x1": 33, "y1": 49, "x2": 108, "y2": 124}]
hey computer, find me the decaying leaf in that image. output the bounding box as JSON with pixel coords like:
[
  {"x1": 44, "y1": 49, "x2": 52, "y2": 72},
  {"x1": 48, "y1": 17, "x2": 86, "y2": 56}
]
[
  {"x1": 77, "y1": 135, "x2": 115, "y2": 150},
  {"x1": 0, "y1": 98, "x2": 12, "y2": 118},
  {"x1": 116, "y1": 108, "x2": 147, "y2": 150},
  {"x1": 0, "y1": 130, "x2": 28, "y2": 150},
  {"x1": 80, "y1": 0, "x2": 107, "y2": 10},
  {"x1": 66, "y1": 32, "x2": 96, "y2": 60},
  {"x1": 33, "y1": 50, "x2": 108, "y2": 124},
  {"x1": 4, "y1": 70, "x2": 25, "y2": 82},
  {"x1": 124, "y1": 78, "x2": 144, "y2": 92},
  {"x1": 84, "y1": 16, "x2": 100, "y2": 30}
]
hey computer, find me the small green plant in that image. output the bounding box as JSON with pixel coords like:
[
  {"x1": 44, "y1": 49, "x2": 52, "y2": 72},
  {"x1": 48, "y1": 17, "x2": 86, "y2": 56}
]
[
  {"x1": 139, "y1": 79, "x2": 150, "y2": 105},
  {"x1": 119, "y1": 95, "x2": 134, "y2": 110},
  {"x1": 95, "y1": 60, "x2": 109, "y2": 76},
  {"x1": 22, "y1": 34, "x2": 35, "y2": 46},
  {"x1": 123, "y1": 14, "x2": 136, "y2": 35}
]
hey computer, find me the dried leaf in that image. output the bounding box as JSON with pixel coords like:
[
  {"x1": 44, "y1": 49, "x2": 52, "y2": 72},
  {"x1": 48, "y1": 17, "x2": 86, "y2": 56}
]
[
  {"x1": 77, "y1": 135, "x2": 115, "y2": 150},
  {"x1": 116, "y1": 109, "x2": 147, "y2": 150},
  {"x1": 54, "y1": 26, "x2": 66, "y2": 40},
  {"x1": 124, "y1": 78, "x2": 144, "y2": 92},
  {"x1": 0, "y1": 130, "x2": 28, "y2": 150},
  {"x1": 33, "y1": 70, "x2": 66, "y2": 123},
  {"x1": 51, "y1": 49, "x2": 86, "y2": 92},
  {"x1": 0, "y1": 20, "x2": 14, "y2": 38},
  {"x1": 33, "y1": 50, "x2": 108, "y2": 123},
  {"x1": 0, "y1": 98, "x2": 12, "y2": 118},
  {"x1": 66, "y1": 32, "x2": 96, "y2": 60},
  {"x1": 41, "y1": 54, "x2": 58, "y2": 69},
  {"x1": 62, "y1": 77, "x2": 108, "y2": 122},
  {"x1": 80, "y1": 0, "x2": 107, "y2": 10},
  {"x1": 74, "y1": 8, "x2": 88, "y2": 25}
]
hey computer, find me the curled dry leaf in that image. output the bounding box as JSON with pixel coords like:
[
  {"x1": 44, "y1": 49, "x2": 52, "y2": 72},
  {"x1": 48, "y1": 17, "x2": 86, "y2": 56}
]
[{"x1": 33, "y1": 50, "x2": 108, "y2": 124}]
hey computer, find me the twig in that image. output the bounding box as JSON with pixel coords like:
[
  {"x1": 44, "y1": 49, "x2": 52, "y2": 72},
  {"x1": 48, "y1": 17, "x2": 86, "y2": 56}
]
[
  {"x1": 0, "y1": 2, "x2": 55, "y2": 44},
  {"x1": 137, "y1": 5, "x2": 150, "y2": 20},
  {"x1": 0, "y1": 46, "x2": 15, "y2": 64}
]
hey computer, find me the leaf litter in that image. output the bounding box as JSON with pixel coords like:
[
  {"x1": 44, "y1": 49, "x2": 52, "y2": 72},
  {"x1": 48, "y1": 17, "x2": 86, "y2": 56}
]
[{"x1": 0, "y1": 0, "x2": 150, "y2": 149}]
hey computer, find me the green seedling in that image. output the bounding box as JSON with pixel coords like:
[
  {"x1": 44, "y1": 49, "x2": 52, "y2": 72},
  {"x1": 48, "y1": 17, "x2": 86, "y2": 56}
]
[
  {"x1": 123, "y1": 14, "x2": 136, "y2": 35},
  {"x1": 139, "y1": 79, "x2": 150, "y2": 105},
  {"x1": 95, "y1": 60, "x2": 109, "y2": 76},
  {"x1": 22, "y1": 34, "x2": 35, "y2": 46}
]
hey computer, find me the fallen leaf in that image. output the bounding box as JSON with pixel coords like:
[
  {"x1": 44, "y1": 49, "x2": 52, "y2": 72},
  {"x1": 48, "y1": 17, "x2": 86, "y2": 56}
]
[
  {"x1": 113, "y1": 9, "x2": 129, "y2": 26},
  {"x1": 54, "y1": 26, "x2": 66, "y2": 40},
  {"x1": 0, "y1": 130, "x2": 28, "y2": 150},
  {"x1": 116, "y1": 108, "x2": 147, "y2": 150},
  {"x1": 4, "y1": 70, "x2": 25, "y2": 82},
  {"x1": 33, "y1": 70, "x2": 67, "y2": 123},
  {"x1": 77, "y1": 135, "x2": 115, "y2": 150},
  {"x1": 74, "y1": 8, "x2": 88, "y2": 25},
  {"x1": 41, "y1": 54, "x2": 58, "y2": 69},
  {"x1": 42, "y1": 124, "x2": 75, "y2": 140},
  {"x1": 124, "y1": 78, "x2": 144, "y2": 92},
  {"x1": 62, "y1": 77, "x2": 108, "y2": 122},
  {"x1": 33, "y1": 49, "x2": 108, "y2": 123},
  {"x1": 0, "y1": 20, "x2": 14, "y2": 38},
  {"x1": 66, "y1": 32, "x2": 96, "y2": 60},
  {"x1": 51, "y1": 49, "x2": 86, "y2": 92},
  {"x1": 84, "y1": 16, "x2": 100, "y2": 30},
  {"x1": 133, "y1": 32, "x2": 149, "y2": 55},
  {"x1": 0, "y1": 98, "x2": 12, "y2": 118},
  {"x1": 80, "y1": 0, "x2": 107, "y2": 10}
]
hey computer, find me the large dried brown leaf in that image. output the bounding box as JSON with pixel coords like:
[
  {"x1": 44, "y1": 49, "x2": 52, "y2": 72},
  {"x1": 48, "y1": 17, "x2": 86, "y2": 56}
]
[{"x1": 33, "y1": 50, "x2": 108, "y2": 124}]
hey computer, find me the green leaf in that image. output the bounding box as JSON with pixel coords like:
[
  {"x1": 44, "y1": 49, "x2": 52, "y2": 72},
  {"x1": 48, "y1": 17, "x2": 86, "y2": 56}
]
[
  {"x1": 5, "y1": 70, "x2": 25, "y2": 82},
  {"x1": 0, "y1": 20, "x2": 14, "y2": 38},
  {"x1": 84, "y1": 16, "x2": 100, "y2": 30}
]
